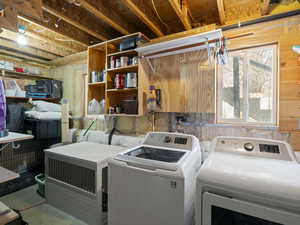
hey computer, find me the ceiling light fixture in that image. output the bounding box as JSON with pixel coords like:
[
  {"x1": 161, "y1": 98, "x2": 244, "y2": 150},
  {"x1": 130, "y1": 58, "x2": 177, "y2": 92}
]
[{"x1": 17, "y1": 34, "x2": 27, "y2": 46}]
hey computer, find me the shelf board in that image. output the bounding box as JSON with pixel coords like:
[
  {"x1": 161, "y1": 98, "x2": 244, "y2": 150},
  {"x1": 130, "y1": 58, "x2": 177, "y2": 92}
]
[
  {"x1": 106, "y1": 88, "x2": 138, "y2": 93},
  {"x1": 107, "y1": 49, "x2": 137, "y2": 57},
  {"x1": 6, "y1": 96, "x2": 60, "y2": 102},
  {"x1": 88, "y1": 82, "x2": 106, "y2": 86},
  {"x1": 1, "y1": 69, "x2": 51, "y2": 80},
  {"x1": 106, "y1": 113, "x2": 138, "y2": 117},
  {"x1": 106, "y1": 65, "x2": 138, "y2": 73}
]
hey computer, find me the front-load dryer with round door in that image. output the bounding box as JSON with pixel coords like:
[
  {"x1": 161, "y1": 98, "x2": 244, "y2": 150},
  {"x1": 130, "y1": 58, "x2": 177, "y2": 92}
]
[
  {"x1": 196, "y1": 136, "x2": 300, "y2": 225},
  {"x1": 108, "y1": 132, "x2": 202, "y2": 225}
]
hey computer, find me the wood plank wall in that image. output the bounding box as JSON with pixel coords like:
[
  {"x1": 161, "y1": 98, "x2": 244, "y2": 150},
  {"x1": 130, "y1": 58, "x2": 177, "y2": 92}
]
[
  {"x1": 223, "y1": 15, "x2": 300, "y2": 150},
  {"x1": 139, "y1": 49, "x2": 215, "y2": 113}
]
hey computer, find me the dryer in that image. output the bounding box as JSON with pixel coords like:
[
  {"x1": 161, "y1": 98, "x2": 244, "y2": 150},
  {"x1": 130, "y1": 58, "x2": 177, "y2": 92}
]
[
  {"x1": 108, "y1": 132, "x2": 202, "y2": 225},
  {"x1": 196, "y1": 136, "x2": 300, "y2": 225}
]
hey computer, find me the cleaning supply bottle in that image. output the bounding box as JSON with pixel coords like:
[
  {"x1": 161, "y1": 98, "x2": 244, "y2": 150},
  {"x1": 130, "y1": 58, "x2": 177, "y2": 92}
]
[{"x1": 147, "y1": 85, "x2": 157, "y2": 113}]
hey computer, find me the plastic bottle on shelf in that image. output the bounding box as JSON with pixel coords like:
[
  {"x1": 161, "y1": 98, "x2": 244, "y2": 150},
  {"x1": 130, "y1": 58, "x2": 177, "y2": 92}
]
[{"x1": 147, "y1": 85, "x2": 157, "y2": 113}]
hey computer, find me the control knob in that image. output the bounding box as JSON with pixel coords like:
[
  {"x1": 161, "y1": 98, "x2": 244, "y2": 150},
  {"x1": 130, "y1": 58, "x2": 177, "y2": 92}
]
[{"x1": 244, "y1": 143, "x2": 254, "y2": 151}]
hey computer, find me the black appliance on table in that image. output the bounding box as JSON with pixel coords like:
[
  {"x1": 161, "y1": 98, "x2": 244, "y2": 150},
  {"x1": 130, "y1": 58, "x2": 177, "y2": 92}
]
[
  {"x1": 36, "y1": 80, "x2": 62, "y2": 99},
  {"x1": 25, "y1": 79, "x2": 62, "y2": 99}
]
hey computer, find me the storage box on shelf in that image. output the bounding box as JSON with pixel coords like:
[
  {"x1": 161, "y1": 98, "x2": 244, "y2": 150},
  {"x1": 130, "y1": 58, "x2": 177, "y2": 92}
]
[{"x1": 86, "y1": 33, "x2": 148, "y2": 117}]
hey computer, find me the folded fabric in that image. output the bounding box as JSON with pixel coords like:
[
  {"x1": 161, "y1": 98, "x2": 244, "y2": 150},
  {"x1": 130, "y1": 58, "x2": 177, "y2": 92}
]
[
  {"x1": 32, "y1": 100, "x2": 61, "y2": 112},
  {"x1": 25, "y1": 111, "x2": 62, "y2": 120}
]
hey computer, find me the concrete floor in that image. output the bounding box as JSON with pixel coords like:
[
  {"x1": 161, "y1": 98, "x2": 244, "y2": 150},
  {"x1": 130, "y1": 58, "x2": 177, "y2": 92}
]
[{"x1": 0, "y1": 185, "x2": 87, "y2": 225}]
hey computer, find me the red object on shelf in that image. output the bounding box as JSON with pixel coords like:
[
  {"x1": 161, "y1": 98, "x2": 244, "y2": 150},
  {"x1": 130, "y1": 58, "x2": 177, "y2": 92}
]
[
  {"x1": 115, "y1": 74, "x2": 125, "y2": 89},
  {"x1": 15, "y1": 67, "x2": 24, "y2": 73}
]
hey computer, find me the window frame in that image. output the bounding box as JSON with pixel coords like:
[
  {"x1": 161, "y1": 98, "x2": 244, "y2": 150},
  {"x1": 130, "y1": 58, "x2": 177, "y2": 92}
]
[{"x1": 216, "y1": 43, "x2": 279, "y2": 127}]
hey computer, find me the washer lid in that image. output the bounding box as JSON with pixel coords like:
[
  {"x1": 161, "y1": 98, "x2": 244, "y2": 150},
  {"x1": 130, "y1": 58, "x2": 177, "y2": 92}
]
[
  {"x1": 198, "y1": 152, "x2": 300, "y2": 204},
  {"x1": 115, "y1": 145, "x2": 189, "y2": 171}
]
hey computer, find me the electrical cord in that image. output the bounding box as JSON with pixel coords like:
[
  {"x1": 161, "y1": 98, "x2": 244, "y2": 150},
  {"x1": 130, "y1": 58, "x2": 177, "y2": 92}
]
[{"x1": 151, "y1": 0, "x2": 169, "y2": 29}]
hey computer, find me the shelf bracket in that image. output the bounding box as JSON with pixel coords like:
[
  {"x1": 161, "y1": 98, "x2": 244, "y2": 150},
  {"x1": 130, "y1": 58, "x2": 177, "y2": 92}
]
[{"x1": 144, "y1": 56, "x2": 155, "y2": 73}]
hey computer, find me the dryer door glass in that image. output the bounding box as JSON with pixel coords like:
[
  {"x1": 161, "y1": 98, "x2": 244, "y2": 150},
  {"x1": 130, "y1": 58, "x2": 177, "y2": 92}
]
[
  {"x1": 125, "y1": 147, "x2": 186, "y2": 163},
  {"x1": 211, "y1": 206, "x2": 282, "y2": 225},
  {"x1": 202, "y1": 192, "x2": 299, "y2": 225}
]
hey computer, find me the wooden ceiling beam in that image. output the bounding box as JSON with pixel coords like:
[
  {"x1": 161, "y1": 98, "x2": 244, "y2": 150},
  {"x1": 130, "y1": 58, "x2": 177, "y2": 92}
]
[
  {"x1": 79, "y1": 0, "x2": 134, "y2": 35},
  {"x1": 168, "y1": 0, "x2": 192, "y2": 30},
  {"x1": 1, "y1": 0, "x2": 43, "y2": 20},
  {"x1": 19, "y1": 11, "x2": 94, "y2": 46},
  {"x1": 1, "y1": 29, "x2": 69, "y2": 57},
  {"x1": 216, "y1": 0, "x2": 226, "y2": 25},
  {"x1": 18, "y1": 18, "x2": 84, "y2": 53},
  {"x1": 0, "y1": 6, "x2": 18, "y2": 32},
  {"x1": 121, "y1": 0, "x2": 165, "y2": 37},
  {"x1": 42, "y1": 1, "x2": 109, "y2": 41},
  {"x1": 261, "y1": 0, "x2": 271, "y2": 15},
  {"x1": 0, "y1": 37, "x2": 56, "y2": 60},
  {"x1": 0, "y1": 48, "x2": 51, "y2": 65}
]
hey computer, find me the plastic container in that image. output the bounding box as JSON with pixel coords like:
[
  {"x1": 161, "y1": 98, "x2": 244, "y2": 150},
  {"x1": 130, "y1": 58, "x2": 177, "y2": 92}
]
[
  {"x1": 35, "y1": 173, "x2": 45, "y2": 198},
  {"x1": 24, "y1": 119, "x2": 61, "y2": 140}
]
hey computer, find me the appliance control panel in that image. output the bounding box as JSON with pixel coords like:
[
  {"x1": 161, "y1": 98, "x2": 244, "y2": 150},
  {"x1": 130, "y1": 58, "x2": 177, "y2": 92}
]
[
  {"x1": 213, "y1": 137, "x2": 295, "y2": 161},
  {"x1": 143, "y1": 132, "x2": 196, "y2": 150}
]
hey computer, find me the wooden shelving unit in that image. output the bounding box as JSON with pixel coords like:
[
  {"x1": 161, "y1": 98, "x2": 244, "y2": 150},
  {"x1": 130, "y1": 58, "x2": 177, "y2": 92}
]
[
  {"x1": 6, "y1": 96, "x2": 60, "y2": 103},
  {"x1": 86, "y1": 32, "x2": 148, "y2": 116},
  {"x1": 1, "y1": 69, "x2": 51, "y2": 80},
  {"x1": 106, "y1": 65, "x2": 138, "y2": 73},
  {"x1": 88, "y1": 81, "x2": 106, "y2": 86},
  {"x1": 106, "y1": 88, "x2": 138, "y2": 93},
  {"x1": 2, "y1": 69, "x2": 61, "y2": 103}
]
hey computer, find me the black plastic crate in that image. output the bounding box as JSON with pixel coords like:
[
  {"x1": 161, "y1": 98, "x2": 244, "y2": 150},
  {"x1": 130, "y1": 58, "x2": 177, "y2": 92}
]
[{"x1": 24, "y1": 119, "x2": 61, "y2": 140}]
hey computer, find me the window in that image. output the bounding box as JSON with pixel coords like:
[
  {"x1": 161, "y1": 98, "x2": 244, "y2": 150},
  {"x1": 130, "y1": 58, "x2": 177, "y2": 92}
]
[{"x1": 217, "y1": 44, "x2": 277, "y2": 126}]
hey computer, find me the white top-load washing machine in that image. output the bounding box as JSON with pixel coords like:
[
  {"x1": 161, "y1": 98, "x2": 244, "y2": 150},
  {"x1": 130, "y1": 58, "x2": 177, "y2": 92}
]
[
  {"x1": 108, "y1": 132, "x2": 202, "y2": 225},
  {"x1": 196, "y1": 136, "x2": 300, "y2": 225}
]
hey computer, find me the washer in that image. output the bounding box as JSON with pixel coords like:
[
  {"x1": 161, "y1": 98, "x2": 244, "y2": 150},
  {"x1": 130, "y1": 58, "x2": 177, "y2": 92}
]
[
  {"x1": 196, "y1": 136, "x2": 300, "y2": 225},
  {"x1": 108, "y1": 132, "x2": 202, "y2": 225}
]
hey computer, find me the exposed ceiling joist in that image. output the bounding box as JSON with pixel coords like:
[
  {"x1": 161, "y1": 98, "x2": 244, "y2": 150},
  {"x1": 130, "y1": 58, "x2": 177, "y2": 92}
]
[
  {"x1": 121, "y1": 0, "x2": 165, "y2": 37},
  {"x1": 261, "y1": 0, "x2": 271, "y2": 15},
  {"x1": 1, "y1": 29, "x2": 68, "y2": 57},
  {"x1": 42, "y1": 5, "x2": 107, "y2": 41},
  {"x1": 79, "y1": 0, "x2": 134, "y2": 35},
  {"x1": 0, "y1": 48, "x2": 51, "y2": 65},
  {"x1": 0, "y1": 6, "x2": 18, "y2": 32},
  {"x1": 1, "y1": 0, "x2": 43, "y2": 20},
  {"x1": 0, "y1": 36, "x2": 59, "y2": 60},
  {"x1": 42, "y1": 0, "x2": 113, "y2": 41},
  {"x1": 18, "y1": 19, "x2": 84, "y2": 53},
  {"x1": 0, "y1": 54, "x2": 51, "y2": 69},
  {"x1": 168, "y1": 0, "x2": 192, "y2": 30},
  {"x1": 19, "y1": 11, "x2": 96, "y2": 46},
  {"x1": 216, "y1": 0, "x2": 226, "y2": 25},
  {"x1": 0, "y1": 40, "x2": 54, "y2": 61}
]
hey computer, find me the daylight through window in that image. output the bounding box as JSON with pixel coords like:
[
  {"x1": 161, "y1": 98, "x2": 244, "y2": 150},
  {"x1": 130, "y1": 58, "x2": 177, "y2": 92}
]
[{"x1": 217, "y1": 44, "x2": 278, "y2": 125}]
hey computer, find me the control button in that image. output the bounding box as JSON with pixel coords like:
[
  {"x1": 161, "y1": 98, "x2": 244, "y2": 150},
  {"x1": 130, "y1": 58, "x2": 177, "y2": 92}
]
[
  {"x1": 244, "y1": 143, "x2": 254, "y2": 151},
  {"x1": 164, "y1": 136, "x2": 172, "y2": 143}
]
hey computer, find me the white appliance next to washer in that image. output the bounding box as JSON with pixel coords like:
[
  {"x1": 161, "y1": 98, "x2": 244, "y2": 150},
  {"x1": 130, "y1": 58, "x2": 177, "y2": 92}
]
[
  {"x1": 108, "y1": 132, "x2": 202, "y2": 225},
  {"x1": 196, "y1": 136, "x2": 300, "y2": 225}
]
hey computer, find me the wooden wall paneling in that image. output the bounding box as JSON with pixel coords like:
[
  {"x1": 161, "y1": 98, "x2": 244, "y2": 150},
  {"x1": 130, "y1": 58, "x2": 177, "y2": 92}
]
[
  {"x1": 280, "y1": 81, "x2": 300, "y2": 100},
  {"x1": 286, "y1": 132, "x2": 300, "y2": 151},
  {"x1": 138, "y1": 57, "x2": 151, "y2": 115},
  {"x1": 139, "y1": 49, "x2": 215, "y2": 113}
]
